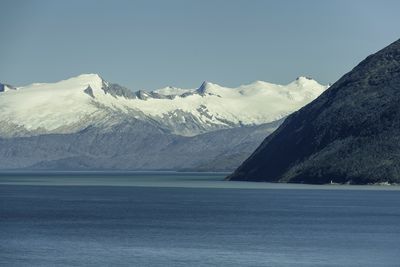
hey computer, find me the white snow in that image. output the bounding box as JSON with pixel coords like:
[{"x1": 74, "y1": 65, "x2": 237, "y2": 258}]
[
  {"x1": 0, "y1": 74, "x2": 104, "y2": 132},
  {"x1": 154, "y1": 86, "x2": 195, "y2": 96},
  {"x1": 3, "y1": 85, "x2": 14, "y2": 92},
  {"x1": 0, "y1": 74, "x2": 329, "y2": 136}
]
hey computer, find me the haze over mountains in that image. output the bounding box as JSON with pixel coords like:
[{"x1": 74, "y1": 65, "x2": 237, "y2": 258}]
[
  {"x1": 228, "y1": 39, "x2": 400, "y2": 184},
  {"x1": 0, "y1": 75, "x2": 327, "y2": 171}
]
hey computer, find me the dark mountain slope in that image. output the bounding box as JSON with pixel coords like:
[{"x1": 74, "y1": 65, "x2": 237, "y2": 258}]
[
  {"x1": 0, "y1": 119, "x2": 281, "y2": 171},
  {"x1": 228, "y1": 39, "x2": 400, "y2": 184}
]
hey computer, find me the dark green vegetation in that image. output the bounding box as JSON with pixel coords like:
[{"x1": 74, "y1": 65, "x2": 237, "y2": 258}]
[{"x1": 228, "y1": 39, "x2": 400, "y2": 184}]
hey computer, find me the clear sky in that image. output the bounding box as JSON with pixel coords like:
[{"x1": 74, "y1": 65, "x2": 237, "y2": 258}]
[{"x1": 1, "y1": 0, "x2": 399, "y2": 90}]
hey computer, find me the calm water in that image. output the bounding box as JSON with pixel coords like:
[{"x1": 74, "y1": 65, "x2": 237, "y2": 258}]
[{"x1": 1, "y1": 172, "x2": 400, "y2": 266}]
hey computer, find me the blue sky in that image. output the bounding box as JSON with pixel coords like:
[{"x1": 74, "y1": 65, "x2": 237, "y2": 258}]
[{"x1": 1, "y1": 0, "x2": 399, "y2": 90}]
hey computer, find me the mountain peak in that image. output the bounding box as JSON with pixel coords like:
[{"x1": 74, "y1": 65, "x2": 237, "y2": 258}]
[
  {"x1": 289, "y1": 76, "x2": 325, "y2": 89},
  {"x1": 0, "y1": 83, "x2": 17, "y2": 93},
  {"x1": 0, "y1": 82, "x2": 16, "y2": 92},
  {"x1": 73, "y1": 73, "x2": 103, "y2": 83},
  {"x1": 60, "y1": 73, "x2": 105, "y2": 92},
  {"x1": 197, "y1": 81, "x2": 211, "y2": 93},
  {"x1": 197, "y1": 81, "x2": 221, "y2": 94},
  {"x1": 295, "y1": 76, "x2": 314, "y2": 82},
  {"x1": 297, "y1": 75, "x2": 312, "y2": 79}
]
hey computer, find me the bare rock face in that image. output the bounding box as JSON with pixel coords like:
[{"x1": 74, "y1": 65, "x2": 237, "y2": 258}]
[{"x1": 228, "y1": 39, "x2": 400, "y2": 184}]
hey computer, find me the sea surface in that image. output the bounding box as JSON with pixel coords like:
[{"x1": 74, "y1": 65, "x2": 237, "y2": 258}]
[{"x1": 1, "y1": 172, "x2": 399, "y2": 266}]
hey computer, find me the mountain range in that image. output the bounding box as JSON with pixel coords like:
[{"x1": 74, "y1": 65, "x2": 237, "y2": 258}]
[{"x1": 0, "y1": 75, "x2": 327, "y2": 171}]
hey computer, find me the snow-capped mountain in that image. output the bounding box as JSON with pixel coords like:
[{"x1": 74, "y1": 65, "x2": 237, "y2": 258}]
[{"x1": 0, "y1": 74, "x2": 328, "y2": 138}]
